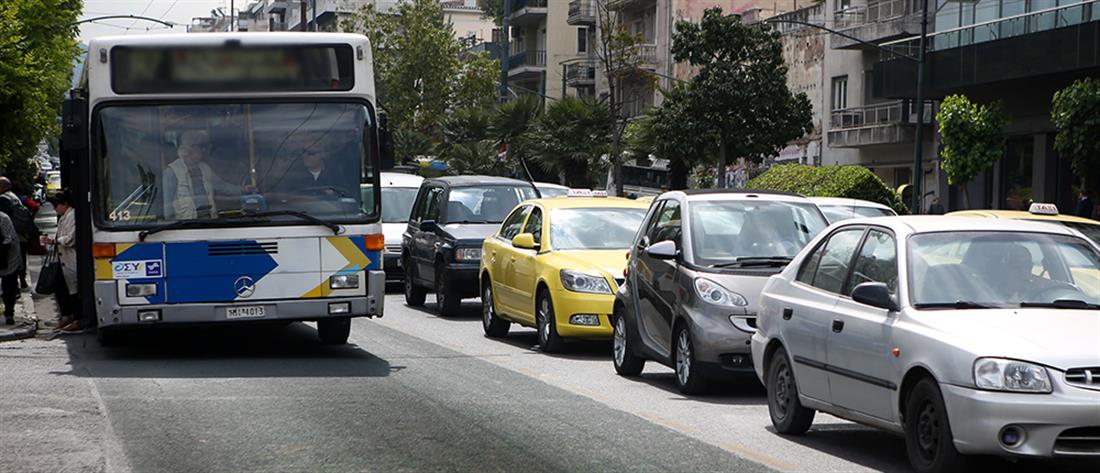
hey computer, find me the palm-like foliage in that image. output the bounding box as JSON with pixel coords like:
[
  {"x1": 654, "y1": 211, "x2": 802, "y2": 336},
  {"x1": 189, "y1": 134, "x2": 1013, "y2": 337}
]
[{"x1": 529, "y1": 97, "x2": 612, "y2": 187}]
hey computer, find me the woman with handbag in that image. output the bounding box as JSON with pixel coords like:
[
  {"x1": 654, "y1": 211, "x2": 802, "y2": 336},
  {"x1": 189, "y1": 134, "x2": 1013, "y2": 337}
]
[
  {"x1": 0, "y1": 207, "x2": 20, "y2": 325},
  {"x1": 40, "y1": 191, "x2": 79, "y2": 331}
]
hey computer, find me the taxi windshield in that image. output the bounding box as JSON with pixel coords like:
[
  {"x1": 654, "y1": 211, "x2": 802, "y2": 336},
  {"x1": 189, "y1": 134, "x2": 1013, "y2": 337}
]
[
  {"x1": 909, "y1": 231, "x2": 1100, "y2": 308},
  {"x1": 551, "y1": 207, "x2": 647, "y2": 250},
  {"x1": 94, "y1": 102, "x2": 375, "y2": 228}
]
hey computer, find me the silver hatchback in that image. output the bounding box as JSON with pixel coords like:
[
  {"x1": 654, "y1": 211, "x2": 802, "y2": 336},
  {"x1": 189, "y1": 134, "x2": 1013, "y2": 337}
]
[
  {"x1": 752, "y1": 216, "x2": 1100, "y2": 473},
  {"x1": 612, "y1": 190, "x2": 828, "y2": 394}
]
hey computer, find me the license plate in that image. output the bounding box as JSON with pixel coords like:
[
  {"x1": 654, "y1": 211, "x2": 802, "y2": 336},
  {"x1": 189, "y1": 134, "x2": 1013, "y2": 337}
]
[{"x1": 226, "y1": 305, "x2": 266, "y2": 319}]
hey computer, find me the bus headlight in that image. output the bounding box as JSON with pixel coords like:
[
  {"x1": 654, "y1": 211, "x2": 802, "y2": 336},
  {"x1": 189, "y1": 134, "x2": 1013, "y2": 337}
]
[{"x1": 329, "y1": 274, "x2": 360, "y2": 289}]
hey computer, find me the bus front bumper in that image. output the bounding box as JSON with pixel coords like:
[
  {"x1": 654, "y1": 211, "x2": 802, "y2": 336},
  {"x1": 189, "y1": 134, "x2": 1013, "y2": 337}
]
[{"x1": 94, "y1": 270, "x2": 386, "y2": 328}]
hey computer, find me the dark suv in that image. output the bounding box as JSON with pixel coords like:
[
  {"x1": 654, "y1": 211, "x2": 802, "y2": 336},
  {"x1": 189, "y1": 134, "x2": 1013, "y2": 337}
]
[{"x1": 403, "y1": 176, "x2": 539, "y2": 315}]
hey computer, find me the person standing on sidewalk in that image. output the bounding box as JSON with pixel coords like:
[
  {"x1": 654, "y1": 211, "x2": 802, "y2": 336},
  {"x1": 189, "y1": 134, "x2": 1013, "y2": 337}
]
[
  {"x1": 0, "y1": 204, "x2": 21, "y2": 325},
  {"x1": 40, "y1": 191, "x2": 79, "y2": 331},
  {"x1": 0, "y1": 177, "x2": 36, "y2": 289}
]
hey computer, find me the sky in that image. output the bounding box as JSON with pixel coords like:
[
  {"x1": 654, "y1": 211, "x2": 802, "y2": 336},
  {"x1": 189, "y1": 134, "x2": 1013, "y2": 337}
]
[{"x1": 79, "y1": 0, "x2": 236, "y2": 42}]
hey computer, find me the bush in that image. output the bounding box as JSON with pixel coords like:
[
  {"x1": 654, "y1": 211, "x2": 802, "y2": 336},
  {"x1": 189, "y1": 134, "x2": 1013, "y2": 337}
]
[{"x1": 747, "y1": 164, "x2": 909, "y2": 214}]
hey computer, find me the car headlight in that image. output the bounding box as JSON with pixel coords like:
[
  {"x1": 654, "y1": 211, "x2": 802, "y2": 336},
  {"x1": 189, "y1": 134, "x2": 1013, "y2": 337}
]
[
  {"x1": 455, "y1": 248, "x2": 481, "y2": 262},
  {"x1": 973, "y1": 358, "x2": 1052, "y2": 393},
  {"x1": 560, "y1": 269, "x2": 612, "y2": 294},
  {"x1": 694, "y1": 277, "x2": 748, "y2": 307}
]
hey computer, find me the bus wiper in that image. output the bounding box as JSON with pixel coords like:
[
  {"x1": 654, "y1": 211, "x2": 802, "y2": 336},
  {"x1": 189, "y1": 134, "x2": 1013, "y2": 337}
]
[
  {"x1": 1020, "y1": 300, "x2": 1100, "y2": 310},
  {"x1": 913, "y1": 301, "x2": 996, "y2": 310},
  {"x1": 138, "y1": 211, "x2": 340, "y2": 241},
  {"x1": 710, "y1": 257, "x2": 793, "y2": 268},
  {"x1": 239, "y1": 210, "x2": 342, "y2": 234},
  {"x1": 138, "y1": 217, "x2": 259, "y2": 241}
]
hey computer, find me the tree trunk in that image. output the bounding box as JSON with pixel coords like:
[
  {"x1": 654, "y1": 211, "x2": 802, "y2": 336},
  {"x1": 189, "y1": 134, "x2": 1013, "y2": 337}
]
[
  {"x1": 961, "y1": 185, "x2": 970, "y2": 210},
  {"x1": 669, "y1": 158, "x2": 688, "y2": 190},
  {"x1": 611, "y1": 126, "x2": 624, "y2": 196}
]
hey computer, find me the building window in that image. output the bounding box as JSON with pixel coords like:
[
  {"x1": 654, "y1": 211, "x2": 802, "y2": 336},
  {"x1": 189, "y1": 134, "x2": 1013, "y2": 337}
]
[
  {"x1": 836, "y1": 0, "x2": 852, "y2": 12},
  {"x1": 831, "y1": 76, "x2": 848, "y2": 111},
  {"x1": 577, "y1": 27, "x2": 587, "y2": 54}
]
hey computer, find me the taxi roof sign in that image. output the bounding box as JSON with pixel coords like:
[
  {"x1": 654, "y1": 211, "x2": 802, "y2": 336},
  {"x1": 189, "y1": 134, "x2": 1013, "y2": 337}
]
[
  {"x1": 566, "y1": 189, "x2": 608, "y2": 197},
  {"x1": 1029, "y1": 203, "x2": 1059, "y2": 216}
]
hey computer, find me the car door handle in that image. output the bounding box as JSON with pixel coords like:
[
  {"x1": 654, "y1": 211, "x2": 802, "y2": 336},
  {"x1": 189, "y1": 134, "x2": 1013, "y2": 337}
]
[
  {"x1": 832, "y1": 319, "x2": 845, "y2": 333},
  {"x1": 782, "y1": 308, "x2": 793, "y2": 320}
]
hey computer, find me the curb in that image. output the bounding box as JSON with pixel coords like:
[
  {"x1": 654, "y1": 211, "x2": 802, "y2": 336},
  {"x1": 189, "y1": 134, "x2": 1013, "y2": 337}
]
[{"x1": 0, "y1": 320, "x2": 37, "y2": 342}]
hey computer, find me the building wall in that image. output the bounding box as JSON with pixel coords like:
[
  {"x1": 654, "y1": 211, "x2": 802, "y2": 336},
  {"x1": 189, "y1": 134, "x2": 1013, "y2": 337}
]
[{"x1": 446, "y1": 6, "x2": 497, "y2": 44}]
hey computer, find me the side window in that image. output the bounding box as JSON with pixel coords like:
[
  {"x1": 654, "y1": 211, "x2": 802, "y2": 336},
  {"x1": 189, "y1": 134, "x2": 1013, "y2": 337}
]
[
  {"x1": 638, "y1": 200, "x2": 666, "y2": 245},
  {"x1": 499, "y1": 205, "x2": 531, "y2": 240},
  {"x1": 811, "y1": 227, "x2": 866, "y2": 294},
  {"x1": 523, "y1": 207, "x2": 543, "y2": 244},
  {"x1": 845, "y1": 229, "x2": 898, "y2": 296},
  {"x1": 796, "y1": 242, "x2": 826, "y2": 284},
  {"x1": 648, "y1": 200, "x2": 682, "y2": 244},
  {"x1": 424, "y1": 188, "x2": 444, "y2": 222}
]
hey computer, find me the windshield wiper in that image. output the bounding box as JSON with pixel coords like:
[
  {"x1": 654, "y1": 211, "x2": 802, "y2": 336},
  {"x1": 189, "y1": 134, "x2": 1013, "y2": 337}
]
[
  {"x1": 446, "y1": 219, "x2": 488, "y2": 224},
  {"x1": 1020, "y1": 300, "x2": 1100, "y2": 310},
  {"x1": 913, "y1": 301, "x2": 997, "y2": 310},
  {"x1": 710, "y1": 257, "x2": 793, "y2": 269},
  {"x1": 138, "y1": 210, "x2": 340, "y2": 241}
]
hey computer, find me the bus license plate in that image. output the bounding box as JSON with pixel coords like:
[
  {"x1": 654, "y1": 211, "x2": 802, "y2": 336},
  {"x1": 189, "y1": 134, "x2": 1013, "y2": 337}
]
[{"x1": 226, "y1": 306, "x2": 265, "y2": 319}]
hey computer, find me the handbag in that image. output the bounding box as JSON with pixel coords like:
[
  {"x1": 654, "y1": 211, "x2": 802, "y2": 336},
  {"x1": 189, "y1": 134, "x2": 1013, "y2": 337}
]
[{"x1": 34, "y1": 245, "x2": 60, "y2": 296}]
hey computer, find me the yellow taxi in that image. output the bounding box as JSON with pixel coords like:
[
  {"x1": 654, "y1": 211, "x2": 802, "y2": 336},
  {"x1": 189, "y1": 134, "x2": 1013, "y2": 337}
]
[
  {"x1": 949, "y1": 202, "x2": 1100, "y2": 246},
  {"x1": 479, "y1": 191, "x2": 651, "y2": 352}
]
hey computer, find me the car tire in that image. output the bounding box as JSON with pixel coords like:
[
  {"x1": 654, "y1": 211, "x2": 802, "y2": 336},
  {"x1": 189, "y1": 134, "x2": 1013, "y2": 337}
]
[
  {"x1": 904, "y1": 378, "x2": 969, "y2": 473},
  {"x1": 482, "y1": 282, "x2": 510, "y2": 338},
  {"x1": 317, "y1": 317, "x2": 351, "y2": 345},
  {"x1": 766, "y1": 346, "x2": 815, "y2": 435},
  {"x1": 536, "y1": 290, "x2": 565, "y2": 353},
  {"x1": 404, "y1": 259, "x2": 426, "y2": 307},
  {"x1": 435, "y1": 264, "x2": 462, "y2": 317},
  {"x1": 673, "y1": 326, "x2": 709, "y2": 395},
  {"x1": 612, "y1": 312, "x2": 645, "y2": 376}
]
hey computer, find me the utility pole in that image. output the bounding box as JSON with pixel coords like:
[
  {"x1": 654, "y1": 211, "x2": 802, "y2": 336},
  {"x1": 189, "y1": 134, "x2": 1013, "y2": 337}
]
[
  {"x1": 911, "y1": 0, "x2": 930, "y2": 214},
  {"x1": 311, "y1": 0, "x2": 317, "y2": 31},
  {"x1": 230, "y1": 0, "x2": 234, "y2": 31},
  {"x1": 499, "y1": 0, "x2": 511, "y2": 102},
  {"x1": 300, "y1": 1, "x2": 308, "y2": 31}
]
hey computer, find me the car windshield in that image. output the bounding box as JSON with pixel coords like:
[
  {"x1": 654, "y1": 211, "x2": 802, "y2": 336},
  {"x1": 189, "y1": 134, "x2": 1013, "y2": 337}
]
[
  {"x1": 537, "y1": 186, "x2": 569, "y2": 198},
  {"x1": 376, "y1": 186, "x2": 419, "y2": 223},
  {"x1": 1055, "y1": 221, "x2": 1100, "y2": 247},
  {"x1": 94, "y1": 102, "x2": 375, "y2": 228},
  {"x1": 446, "y1": 185, "x2": 538, "y2": 224},
  {"x1": 853, "y1": 206, "x2": 896, "y2": 218},
  {"x1": 909, "y1": 231, "x2": 1100, "y2": 308},
  {"x1": 689, "y1": 200, "x2": 828, "y2": 266},
  {"x1": 819, "y1": 205, "x2": 850, "y2": 223},
  {"x1": 550, "y1": 207, "x2": 647, "y2": 250},
  {"x1": 48, "y1": 173, "x2": 61, "y2": 185}
]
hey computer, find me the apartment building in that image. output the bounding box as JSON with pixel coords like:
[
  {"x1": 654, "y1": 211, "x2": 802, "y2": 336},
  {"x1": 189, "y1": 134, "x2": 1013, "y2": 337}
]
[
  {"x1": 770, "y1": 3, "x2": 827, "y2": 166},
  {"x1": 506, "y1": 0, "x2": 589, "y2": 100}
]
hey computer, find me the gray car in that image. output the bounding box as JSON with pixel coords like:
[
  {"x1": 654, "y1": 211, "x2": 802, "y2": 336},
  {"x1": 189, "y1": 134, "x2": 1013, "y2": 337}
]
[
  {"x1": 752, "y1": 216, "x2": 1100, "y2": 472},
  {"x1": 612, "y1": 190, "x2": 829, "y2": 394}
]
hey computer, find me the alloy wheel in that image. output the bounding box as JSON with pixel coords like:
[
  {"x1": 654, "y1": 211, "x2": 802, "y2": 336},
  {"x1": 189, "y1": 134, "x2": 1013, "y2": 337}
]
[
  {"x1": 676, "y1": 330, "x2": 692, "y2": 387},
  {"x1": 538, "y1": 297, "x2": 550, "y2": 344},
  {"x1": 613, "y1": 317, "x2": 627, "y2": 367},
  {"x1": 482, "y1": 285, "x2": 493, "y2": 330}
]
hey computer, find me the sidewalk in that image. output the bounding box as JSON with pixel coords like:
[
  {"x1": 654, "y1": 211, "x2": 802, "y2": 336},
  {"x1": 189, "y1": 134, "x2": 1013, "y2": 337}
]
[{"x1": 0, "y1": 253, "x2": 61, "y2": 342}]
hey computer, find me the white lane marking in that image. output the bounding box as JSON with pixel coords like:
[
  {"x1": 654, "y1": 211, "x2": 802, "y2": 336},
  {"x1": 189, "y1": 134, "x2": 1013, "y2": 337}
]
[{"x1": 87, "y1": 378, "x2": 135, "y2": 473}]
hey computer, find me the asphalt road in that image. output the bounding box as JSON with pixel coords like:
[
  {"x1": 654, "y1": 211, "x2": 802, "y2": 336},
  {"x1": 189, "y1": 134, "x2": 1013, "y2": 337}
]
[{"x1": 1, "y1": 291, "x2": 1096, "y2": 472}]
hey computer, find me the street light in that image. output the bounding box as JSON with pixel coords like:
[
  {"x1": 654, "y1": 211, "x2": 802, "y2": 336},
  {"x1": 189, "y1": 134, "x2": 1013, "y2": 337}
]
[{"x1": 765, "y1": 1, "x2": 939, "y2": 214}]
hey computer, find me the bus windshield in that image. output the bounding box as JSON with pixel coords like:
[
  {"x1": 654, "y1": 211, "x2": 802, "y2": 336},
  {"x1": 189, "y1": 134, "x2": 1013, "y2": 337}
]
[{"x1": 95, "y1": 102, "x2": 376, "y2": 228}]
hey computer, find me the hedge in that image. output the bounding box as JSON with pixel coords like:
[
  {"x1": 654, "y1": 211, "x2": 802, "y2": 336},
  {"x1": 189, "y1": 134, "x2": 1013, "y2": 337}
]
[{"x1": 747, "y1": 164, "x2": 910, "y2": 214}]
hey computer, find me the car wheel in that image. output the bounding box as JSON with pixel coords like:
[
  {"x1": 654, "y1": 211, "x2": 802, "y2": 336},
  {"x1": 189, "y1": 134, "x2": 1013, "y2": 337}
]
[
  {"x1": 404, "y1": 260, "x2": 426, "y2": 307},
  {"x1": 435, "y1": 265, "x2": 461, "y2": 316},
  {"x1": 905, "y1": 378, "x2": 969, "y2": 473},
  {"x1": 766, "y1": 346, "x2": 815, "y2": 434},
  {"x1": 482, "y1": 282, "x2": 510, "y2": 338},
  {"x1": 673, "y1": 326, "x2": 709, "y2": 395},
  {"x1": 612, "y1": 313, "x2": 645, "y2": 376},
  {"x1": 317, "y1": 317, "x2": 351, "y2": 345},
  {"x1": 536, "y1": 290, "x2": 565, "y2": 353}
]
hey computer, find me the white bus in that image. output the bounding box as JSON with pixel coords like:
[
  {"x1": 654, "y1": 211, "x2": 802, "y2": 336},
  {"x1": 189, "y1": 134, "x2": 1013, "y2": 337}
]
[{"x1": 61, "y1": 33, "x2": 388, "y2": 346}]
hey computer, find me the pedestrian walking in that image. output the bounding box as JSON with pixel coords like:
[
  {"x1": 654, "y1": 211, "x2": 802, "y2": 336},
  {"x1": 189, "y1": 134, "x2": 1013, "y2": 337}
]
[
  {"x1": 1073, "y1": 190, "x2": 1095, "y2": 218},
  {"x1": 0, "y1": 206, "x2": 21, "y2": 325},
  {"x1": 40, "y1": 191, "x2": 80, "y2": 332},
  {"x1": 0, "y1": 177, "x2": 38, "y2": 289}
]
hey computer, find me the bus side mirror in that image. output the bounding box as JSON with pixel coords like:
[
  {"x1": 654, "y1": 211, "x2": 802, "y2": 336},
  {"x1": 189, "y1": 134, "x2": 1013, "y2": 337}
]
[
  {"x1": 378, "y1": 112, "x2": 395, "y2": 170},
  {"x1": 61, "y1": 97, "x2": 88, "y2": 152}
]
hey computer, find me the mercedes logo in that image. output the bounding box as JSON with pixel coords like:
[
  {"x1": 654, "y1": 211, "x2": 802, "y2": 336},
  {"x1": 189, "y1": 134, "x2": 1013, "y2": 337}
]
[{"x1": 234, "y1": 276, "x2": 256, "y2": 298}]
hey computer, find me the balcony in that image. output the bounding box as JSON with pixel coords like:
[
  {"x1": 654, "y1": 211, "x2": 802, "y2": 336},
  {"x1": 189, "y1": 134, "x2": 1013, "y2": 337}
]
[
  {"x1": 875, "y1": 1, "x2": 1100, "y2": 98},
  {"x1": 832, "y1": 0, "x2": 920, "y2": 50},
  {"x1": 508, "y1": 49, "x2": 547, "y2": 79},
  {"x1": 607, "y1": 0, "x2": 656, "y2": 11},
  {"x1": 568, "y1": 0, "x2": 596, "y2": 26},
  {"x1": 635, "y1": 43, "x2": 658, "y2": 68},
  {"x1": 564, "y1": 58, "x2": 597, "y2": 87},
  {"x1": 509, "y1": 0, "x2": 548, "y2": 26},
  {"x1": 827, "y1": 100, "x2": 932, "y2": 148},
  {"x1": 267, "y1": 0, "x2": 289, "y2": 14}
]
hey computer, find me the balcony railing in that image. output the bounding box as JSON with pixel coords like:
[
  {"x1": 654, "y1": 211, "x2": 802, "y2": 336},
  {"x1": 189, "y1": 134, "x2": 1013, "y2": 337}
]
[
  {"x1": 831, "y1": 0, "x2": 919, "y2": 49},
  {"x1": 771, "y1": 4, "x2": 826, "y2": 35},
  {"x1": 568, "y1": 0, "x2": 597, "y2": 25},
  {"x1": 636, "y1": 43, "x2": 658, "y2": 65},
  {"x1": 828, "y1": 100, "x2": 932, "y2": 147},
  {"x1": 509, "y1": 50, "x2": 547, "y2": 69},
  {"x1": 884, "y1": 0, "x2": 1100, "y2": 55},
  {"x1": 565, "y1": 59, "x2": 597, "y2": 86}
]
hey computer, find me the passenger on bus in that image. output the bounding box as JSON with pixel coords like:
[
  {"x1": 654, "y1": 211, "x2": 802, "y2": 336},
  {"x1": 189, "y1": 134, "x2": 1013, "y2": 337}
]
[{"x1": 163, "y1": 130, "x2": 248, "y2": 220}]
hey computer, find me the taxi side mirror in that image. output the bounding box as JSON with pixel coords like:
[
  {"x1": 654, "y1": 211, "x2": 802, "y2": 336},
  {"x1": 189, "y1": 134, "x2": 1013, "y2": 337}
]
[
  {"x1": 852, "y1": 282, "x2": 899, "y2": 312},
  {"x1": 512, "y1": 233, "x2": 539, "y2": 250}
]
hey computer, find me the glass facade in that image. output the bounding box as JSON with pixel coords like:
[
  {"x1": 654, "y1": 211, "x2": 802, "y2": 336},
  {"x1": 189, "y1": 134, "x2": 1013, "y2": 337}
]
[{"x1": 931, "y1": 0, "x2": 1093, "y2": 50}]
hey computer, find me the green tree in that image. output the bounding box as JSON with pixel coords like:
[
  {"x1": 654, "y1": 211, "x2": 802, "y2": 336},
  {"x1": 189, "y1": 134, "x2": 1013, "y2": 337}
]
[
  {"x1": 438, "y1": 107, "x2": 501, "y2": 175},
  {"x1": 0, "y1": 0, "x2": 80, "y2": 192},
  {"x1": 936, "y1": 94, "x2": 1010, "y2": 207},
  {"x1": 649, "y1": 84, "x2": 717, "y2": 189},
  {"x1": 529, "y1": 97, "x2": 612, "y2": 187},
  {"x1": 1052, "y1": 78, "x2": 1100, "y2": 191},
  {"x1": 453, "y1": 51, "x2": 500, "y2": 111},
  {"x1": 490, "y1": 95, "x2": 542, "y2": 174},
  {"x1": 667, "y1": 8, "x2": 812, "y2": 171},
  {"x1": 477, "y1": 0, "x2": 504, "y2": 26}
]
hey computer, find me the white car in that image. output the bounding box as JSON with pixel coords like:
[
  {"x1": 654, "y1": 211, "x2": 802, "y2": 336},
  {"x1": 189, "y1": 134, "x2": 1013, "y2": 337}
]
[
  {"x1": 808, "y1": 196, "x2": 897, "y2": 223},
  {"x1": 535, "y1": 181, "x2": 569, "y2": 198},
  {"x1": 363, "y1": 172, "x2": 423, "y2": 282},
  {"x1": 751, "y1": 216, "x2": 1100, "y2": 473}
]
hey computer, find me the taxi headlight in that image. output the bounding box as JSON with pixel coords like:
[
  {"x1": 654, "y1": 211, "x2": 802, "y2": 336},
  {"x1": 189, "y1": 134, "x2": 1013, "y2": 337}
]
[
  {"x1": 694, "y1": 277, "x2": 748, "y2": 308},
  {"x1": 560, "y1": 270, "x2": 612, "y2": 294},
  {"x1": 973, "y1": 358, "x2": 1052, "y2": 393},
  {"x1": 329, "y1": 274, "x2": 360, "y2": 289},
  {"x1": 455, "y1": 248, "x2": 482, "y2": 262}
]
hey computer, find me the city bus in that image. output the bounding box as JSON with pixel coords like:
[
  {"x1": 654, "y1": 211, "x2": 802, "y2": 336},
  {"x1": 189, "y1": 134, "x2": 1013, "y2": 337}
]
[{"x1": 60, "y1": 33, "x2": 388, "y2": 346}]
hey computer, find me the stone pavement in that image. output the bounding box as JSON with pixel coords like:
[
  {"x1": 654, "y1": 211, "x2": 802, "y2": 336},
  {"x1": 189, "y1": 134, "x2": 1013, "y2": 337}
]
[{"x1": 0, "y1": 253, "x2": 63, "y2": 343}]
